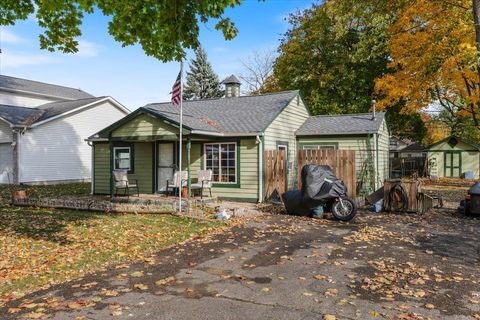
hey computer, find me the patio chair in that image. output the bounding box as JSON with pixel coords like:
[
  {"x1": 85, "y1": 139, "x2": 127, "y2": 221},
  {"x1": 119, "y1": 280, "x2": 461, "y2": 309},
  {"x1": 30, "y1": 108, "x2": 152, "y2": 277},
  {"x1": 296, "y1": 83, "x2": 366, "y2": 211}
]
[
  {"x1": 166, "y1": 171, "x2": 188, "y2": 196},
  {"x1": 113, "y1": 170, "x2": 139, "y2": 197},
  {"x1": 191, "y1": 170, "x2": 213, "y2": 199}
]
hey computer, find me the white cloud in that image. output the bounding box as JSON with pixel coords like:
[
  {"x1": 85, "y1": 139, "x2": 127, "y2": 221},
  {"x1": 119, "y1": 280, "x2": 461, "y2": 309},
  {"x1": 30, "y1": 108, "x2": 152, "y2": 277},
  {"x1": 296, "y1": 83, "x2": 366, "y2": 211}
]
[
  {"x1": 212, "y1": 47, "x2": 228, "y2": 53},
  {"x1": 74, "y1": 40, "x2": 102, "y2": 58},
  {"x1": 1, "y1": 29, "x2": 27, "y2": 44},
  {"x1": 2, "y1": 52, "x2": 54, "y2": 68}
]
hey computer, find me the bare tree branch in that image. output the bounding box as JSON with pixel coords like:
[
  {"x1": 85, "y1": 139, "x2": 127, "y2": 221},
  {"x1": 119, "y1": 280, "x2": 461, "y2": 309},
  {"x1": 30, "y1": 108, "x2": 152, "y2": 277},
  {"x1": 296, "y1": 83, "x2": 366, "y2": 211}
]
[{"x1": 239, "y1": 49, "x2": 276, "y2": 94}]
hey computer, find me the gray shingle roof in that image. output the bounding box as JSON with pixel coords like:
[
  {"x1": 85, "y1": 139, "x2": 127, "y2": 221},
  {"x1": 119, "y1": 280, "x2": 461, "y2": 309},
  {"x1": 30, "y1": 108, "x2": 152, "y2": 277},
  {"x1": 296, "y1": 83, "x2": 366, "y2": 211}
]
[
  {"x1": 0, "y1": 97, "x2": 106, "y2": 126},
  {"x1": 0, "y1": 75, "x2": 94, "y2": 100},
  {"x1": 400, "y1": 142, "x2": 425, "y2": 152},
  {"x1": 221, "y1": 74, "x2": 241, "y2": 85},
  {"x1": 0, "y1": 105, "x2": 42, "y2": 125},
  {"x1": 144, "y1": 90, "x2": 298, "y2": 134},
  {"x1": 297, "y1": 112, "x2": 386, "y2": 135},
  {"x1": 35, "y1": 97, "x2": 106, "y2": 123}
]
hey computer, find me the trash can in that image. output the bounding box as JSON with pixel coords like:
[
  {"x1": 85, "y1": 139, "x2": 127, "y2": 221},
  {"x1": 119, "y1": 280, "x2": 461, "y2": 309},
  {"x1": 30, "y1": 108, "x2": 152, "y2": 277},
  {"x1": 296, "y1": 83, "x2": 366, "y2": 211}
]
[{"x1": 468, "y1": 182, "x2": 480, "y2": 215}]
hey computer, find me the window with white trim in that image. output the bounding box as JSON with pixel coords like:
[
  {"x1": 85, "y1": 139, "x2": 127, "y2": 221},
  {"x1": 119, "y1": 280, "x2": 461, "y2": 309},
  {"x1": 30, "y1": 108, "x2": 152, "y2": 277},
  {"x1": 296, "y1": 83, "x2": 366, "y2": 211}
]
[
  {"x1": 303, "y1": 145, "x2": 336, "y2": 150},
  {"x1": 204, "y1": 142, "x2": 237, "y2": 183},
  {"x1": 114, "y1": 147, "x2": 131, "y2": 170}
]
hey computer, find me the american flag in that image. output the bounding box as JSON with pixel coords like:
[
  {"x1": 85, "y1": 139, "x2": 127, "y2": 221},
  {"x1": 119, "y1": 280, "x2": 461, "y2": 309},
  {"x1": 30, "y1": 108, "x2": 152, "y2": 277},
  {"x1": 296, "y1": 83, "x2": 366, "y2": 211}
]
[{"x1": 171, "y1": 71, "x2": 182, "y2": 106}]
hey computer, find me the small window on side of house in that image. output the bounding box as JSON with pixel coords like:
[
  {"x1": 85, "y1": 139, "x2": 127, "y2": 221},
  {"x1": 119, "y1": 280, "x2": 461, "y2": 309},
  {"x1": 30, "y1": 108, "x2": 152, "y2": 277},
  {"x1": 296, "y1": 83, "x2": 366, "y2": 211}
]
[{"x1": 114, "y1": 147, "x2": 131, "y2": 171}]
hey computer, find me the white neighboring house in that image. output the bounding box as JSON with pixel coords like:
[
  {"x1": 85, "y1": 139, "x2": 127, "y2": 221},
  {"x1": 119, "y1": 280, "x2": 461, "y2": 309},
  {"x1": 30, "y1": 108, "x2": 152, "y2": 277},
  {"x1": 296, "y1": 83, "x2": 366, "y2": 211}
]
[{"x1": 0, "y1": 75, "x2": 130, "y2": 184}]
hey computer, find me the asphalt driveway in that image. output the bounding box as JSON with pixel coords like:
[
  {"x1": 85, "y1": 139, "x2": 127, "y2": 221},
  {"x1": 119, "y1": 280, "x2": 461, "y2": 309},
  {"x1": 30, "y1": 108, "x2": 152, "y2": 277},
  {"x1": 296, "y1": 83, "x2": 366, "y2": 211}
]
[{"x1": 2, "y1": 208, "x2": 480, "y2": 320}]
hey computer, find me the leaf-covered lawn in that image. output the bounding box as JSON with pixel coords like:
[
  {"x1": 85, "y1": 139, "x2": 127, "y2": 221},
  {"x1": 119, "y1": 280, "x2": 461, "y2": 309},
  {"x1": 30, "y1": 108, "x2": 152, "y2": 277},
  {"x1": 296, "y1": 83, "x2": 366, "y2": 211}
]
[{"x1": 0, "y1": 201, "x2": 222, "y2": 305}]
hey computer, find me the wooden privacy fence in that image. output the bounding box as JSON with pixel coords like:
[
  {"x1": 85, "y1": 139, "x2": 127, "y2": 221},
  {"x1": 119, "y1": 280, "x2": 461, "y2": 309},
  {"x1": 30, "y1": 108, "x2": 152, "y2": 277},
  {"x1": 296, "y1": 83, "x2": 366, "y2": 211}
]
[
  {"x1": 264, "y1": 150, "x2": 287, "y2": 200},
  {"x1": 297, "y1": 149, "x2": 356, "y2": 198}
]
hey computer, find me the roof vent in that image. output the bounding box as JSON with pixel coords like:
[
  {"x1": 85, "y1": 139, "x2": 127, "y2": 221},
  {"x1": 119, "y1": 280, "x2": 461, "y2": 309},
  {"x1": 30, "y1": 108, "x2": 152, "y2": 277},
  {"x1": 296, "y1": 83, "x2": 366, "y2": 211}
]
[{"x1": 221, "y1": 74, "x2": 241, "y2": 98}]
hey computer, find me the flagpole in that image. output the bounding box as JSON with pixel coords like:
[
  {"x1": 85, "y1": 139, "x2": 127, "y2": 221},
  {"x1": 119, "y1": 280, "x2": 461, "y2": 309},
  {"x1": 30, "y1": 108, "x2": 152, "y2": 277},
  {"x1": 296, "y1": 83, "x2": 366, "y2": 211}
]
[{"x1": 178, "y1": 61, "x2": 184, "y2": 213}]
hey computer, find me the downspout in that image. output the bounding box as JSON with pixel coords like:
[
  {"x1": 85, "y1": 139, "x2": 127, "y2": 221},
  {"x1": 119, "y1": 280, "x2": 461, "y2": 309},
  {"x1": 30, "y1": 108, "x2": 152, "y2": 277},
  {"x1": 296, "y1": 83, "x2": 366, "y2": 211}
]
[
  {"x1": 12, "y1": 129, "x2": 19, "y2": 184},
  {"x1": 373, "y1": 132, "x2": 378, "y2": 190},
  {"x1": 88, "y1": 141, "x2": 94, "y2": 194},
  {"x1": 11, "y1": 125, "x2": 27, "y2": 184},
  {"x1": 257, "y1": 134, "x2": 264, "y2": 203}
]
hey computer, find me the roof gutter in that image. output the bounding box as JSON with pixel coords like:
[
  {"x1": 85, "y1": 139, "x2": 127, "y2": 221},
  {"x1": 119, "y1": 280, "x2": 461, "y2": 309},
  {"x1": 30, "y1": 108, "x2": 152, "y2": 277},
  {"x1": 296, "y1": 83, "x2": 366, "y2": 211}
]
[
  {"x1": 296, "y1": 131, "x2": 378, "y2": 136},
  {"x1": 190, "y1": 130, "x2": 263, "y2": 137},
  {"x1": 85, "y1": 137, "x2": 109, "y2": 142}
]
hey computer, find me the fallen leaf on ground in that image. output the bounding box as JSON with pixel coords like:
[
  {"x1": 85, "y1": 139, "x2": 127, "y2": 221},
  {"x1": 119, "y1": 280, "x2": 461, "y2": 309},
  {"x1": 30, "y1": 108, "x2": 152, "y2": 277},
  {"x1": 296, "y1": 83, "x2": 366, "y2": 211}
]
[
  {"x1": 155, "y1": 276, "x2": 175, "y2": 286},
  {"x1": 134, "y1": 283, "x2": 149, "y2": 291},
  {"x1": 325, "y1": 288, "x2": 338, "y2": 297},
  {"x1": 130, "y1": 271, "x2": 144, "y2": 278}
]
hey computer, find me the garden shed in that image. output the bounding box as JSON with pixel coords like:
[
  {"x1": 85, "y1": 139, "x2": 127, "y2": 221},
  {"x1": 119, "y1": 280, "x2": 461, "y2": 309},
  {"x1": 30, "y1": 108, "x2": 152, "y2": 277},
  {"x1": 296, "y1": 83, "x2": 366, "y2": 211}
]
[{"x1": 426, "y1": 136, "x2": 480, "y2": 179}]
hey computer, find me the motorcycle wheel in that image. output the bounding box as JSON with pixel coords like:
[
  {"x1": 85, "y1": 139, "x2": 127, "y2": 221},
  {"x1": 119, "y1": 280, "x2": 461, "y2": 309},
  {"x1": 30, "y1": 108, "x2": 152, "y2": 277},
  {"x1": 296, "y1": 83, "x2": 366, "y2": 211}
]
[{"x1": 332, "y1": 197, "x2": 357, "y2": 221}]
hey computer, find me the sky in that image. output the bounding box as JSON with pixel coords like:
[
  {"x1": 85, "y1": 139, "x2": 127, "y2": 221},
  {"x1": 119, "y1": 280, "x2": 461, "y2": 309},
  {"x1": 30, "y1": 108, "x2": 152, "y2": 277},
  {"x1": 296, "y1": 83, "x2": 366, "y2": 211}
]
[{"x1": 0, "y1": 0, "x2": 314, "y2": 110}]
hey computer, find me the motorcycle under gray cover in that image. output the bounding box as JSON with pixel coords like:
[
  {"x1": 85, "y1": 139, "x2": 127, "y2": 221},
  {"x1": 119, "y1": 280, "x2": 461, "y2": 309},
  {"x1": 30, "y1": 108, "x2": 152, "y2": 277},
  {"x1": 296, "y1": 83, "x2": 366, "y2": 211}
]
[{"x1": 301, "y1": 164, "x2": 347, "y2": 201}]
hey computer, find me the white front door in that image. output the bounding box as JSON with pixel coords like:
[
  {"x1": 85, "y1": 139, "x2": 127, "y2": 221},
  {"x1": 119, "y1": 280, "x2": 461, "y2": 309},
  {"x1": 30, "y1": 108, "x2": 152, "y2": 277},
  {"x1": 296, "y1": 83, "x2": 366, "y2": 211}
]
[{"x1": 157, "y1": 143, "x2": 175, "y2": 192}]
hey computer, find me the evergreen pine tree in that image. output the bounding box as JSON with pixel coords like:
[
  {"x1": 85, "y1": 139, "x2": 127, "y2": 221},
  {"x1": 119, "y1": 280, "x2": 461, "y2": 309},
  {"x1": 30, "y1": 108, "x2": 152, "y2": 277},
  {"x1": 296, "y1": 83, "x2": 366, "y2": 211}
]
[{"x1": 183, "y1": 46, "x2": 223, "y2": 100}]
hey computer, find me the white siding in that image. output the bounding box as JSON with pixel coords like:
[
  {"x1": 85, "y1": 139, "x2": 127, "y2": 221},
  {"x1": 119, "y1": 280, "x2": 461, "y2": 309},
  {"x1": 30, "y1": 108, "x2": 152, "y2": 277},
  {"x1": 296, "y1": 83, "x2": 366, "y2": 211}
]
[
  {"x1": 0, "y1": 119, "x2": 12, "y2": 143},
  {"x1": 0, "y1": 90, "x2": 59, "y2": 108},
  {"x1": 264, "y1": 94, "x2": 309, "y2": 188},
  {"x1": 376, "y1": 119, "x2": 390, "y2": 186},
  {"x1": 18, "y1": 101, "x2": 128, "y2": 184},
  {"x1": 0, "y1": 143, "x2": 14, "y2": 184}
]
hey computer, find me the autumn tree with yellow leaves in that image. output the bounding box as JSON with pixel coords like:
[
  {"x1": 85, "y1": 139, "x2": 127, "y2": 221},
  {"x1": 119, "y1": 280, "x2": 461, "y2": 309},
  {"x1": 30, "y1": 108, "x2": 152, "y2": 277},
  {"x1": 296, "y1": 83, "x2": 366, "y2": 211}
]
[{"x1": 375, "y1": 0, "x2": 480, "y2": 134}]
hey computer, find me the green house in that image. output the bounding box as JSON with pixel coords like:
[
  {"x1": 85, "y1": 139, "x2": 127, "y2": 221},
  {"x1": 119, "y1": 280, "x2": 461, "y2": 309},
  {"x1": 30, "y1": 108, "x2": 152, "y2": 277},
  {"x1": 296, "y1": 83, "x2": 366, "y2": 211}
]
[
  {"x1": 295, "y1": 113, "x2": 390, "y2": 192},
  {"x1": 88, "y1": 79, "x2": 310, "y2": 202},
  {"x1": 89, "y1": 75, "x2": 392, "y2": 201},
  {"x1": 426, "y1": 136, "x2": 480, "y2": 179}
]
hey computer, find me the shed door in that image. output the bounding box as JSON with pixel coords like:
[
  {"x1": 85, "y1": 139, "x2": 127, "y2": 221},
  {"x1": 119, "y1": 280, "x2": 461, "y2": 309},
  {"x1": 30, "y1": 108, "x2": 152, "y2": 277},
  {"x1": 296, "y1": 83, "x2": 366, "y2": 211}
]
[{"x1": 444, "y1": 152, "x2": 461, "y2": 178}]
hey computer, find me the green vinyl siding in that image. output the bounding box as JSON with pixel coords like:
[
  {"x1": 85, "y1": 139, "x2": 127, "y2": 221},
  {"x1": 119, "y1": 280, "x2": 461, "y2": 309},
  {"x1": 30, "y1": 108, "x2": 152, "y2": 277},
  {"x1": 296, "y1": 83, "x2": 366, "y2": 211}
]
[
  {"x1": 94, "y1": 142, "x2": 153, "y2": 194},
  {"x1": 127, "y1": 143, "x2": 153, "y2": 193},
  {"x1": 264, "y1": 94, "x2": 309, "y2": 189},
  {"x1": 376, "y1": 120, "x2": 390, "y2": 185},
  {"x1": 111, "y1": 114, "x2": 181, "y2": 139},
  {"x1": 427, "y1": 139, "x2": 480, "y2": 178},
  {"x1": 93, "y1": 143, "x2": 110, "y2": 194}
]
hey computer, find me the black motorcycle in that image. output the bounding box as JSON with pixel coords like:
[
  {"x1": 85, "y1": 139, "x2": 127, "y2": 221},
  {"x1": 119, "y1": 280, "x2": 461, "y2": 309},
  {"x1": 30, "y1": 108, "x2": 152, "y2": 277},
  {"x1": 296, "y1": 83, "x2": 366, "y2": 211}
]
[{"x1": 282, "y1": 164, "x2": 357, "y2": 221}]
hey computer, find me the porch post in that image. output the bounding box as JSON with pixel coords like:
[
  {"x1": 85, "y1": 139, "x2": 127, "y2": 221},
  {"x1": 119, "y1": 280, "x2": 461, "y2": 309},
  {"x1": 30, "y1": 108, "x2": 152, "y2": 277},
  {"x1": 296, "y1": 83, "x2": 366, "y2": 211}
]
[{"x1": 187, "y1": 137, "x2": 191, "y2": 199}]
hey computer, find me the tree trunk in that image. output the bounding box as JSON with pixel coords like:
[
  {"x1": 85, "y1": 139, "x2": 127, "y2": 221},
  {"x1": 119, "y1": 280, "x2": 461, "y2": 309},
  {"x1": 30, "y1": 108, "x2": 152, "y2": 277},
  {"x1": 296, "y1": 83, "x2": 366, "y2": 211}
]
[
  {"x1": 473, "y1": 0, "x2": 480, "y2": 55},
  {"x1": 472, "y1": 0, "x2": 480, "y2": 127}
]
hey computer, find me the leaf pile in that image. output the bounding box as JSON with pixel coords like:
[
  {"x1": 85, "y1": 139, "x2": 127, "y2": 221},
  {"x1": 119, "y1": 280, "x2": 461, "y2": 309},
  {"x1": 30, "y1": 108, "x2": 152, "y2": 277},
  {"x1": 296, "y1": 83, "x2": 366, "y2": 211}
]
[{"x1": 359, "y1": 258, "x2": 465, "y2": 301}]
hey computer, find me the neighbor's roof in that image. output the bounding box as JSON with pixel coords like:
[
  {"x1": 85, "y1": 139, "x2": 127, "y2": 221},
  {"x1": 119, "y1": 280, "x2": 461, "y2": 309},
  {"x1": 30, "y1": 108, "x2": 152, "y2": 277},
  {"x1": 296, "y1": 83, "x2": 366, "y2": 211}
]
[
  {"x1": 0, "y1": 97, "x2": 108, "y2": 126},
  {"x1": 0, "y1": 75, "x2": 94, "y2": 100},
  {"x1": 0, "y1": 104, "x2": 42, "y2": 126},
  {"x1": 142, "y1": 90, "x2": 299, "y2": 134},
  {"x1": 297, "y1": 112, "x2": 386, "y2": 136},
  {"x1": 400, "y1": 142, "x2": 425, "y2": 152}
]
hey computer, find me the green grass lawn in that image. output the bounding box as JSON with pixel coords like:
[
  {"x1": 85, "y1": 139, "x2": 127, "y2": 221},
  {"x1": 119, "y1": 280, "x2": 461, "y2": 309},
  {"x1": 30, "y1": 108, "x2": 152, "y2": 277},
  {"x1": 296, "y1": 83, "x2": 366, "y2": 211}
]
[{"x1": 0, "y1": 184, "x2": 223, "y2": 305}]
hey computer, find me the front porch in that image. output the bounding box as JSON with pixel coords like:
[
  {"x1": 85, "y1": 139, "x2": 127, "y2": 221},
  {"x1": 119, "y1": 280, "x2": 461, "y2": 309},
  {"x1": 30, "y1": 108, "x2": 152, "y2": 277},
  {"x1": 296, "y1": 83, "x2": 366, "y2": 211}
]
[{"x1": 90, "y1": 110, "x2": 261, "y2": 203}]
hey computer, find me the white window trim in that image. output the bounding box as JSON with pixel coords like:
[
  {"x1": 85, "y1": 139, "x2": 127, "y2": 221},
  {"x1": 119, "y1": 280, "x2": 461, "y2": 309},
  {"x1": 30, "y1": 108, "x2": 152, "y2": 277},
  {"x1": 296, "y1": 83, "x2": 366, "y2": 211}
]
[
  {"x1": 204, "y1": 142, "x2": 237, "y2": 184},
  {"x1": 277, "y1": 144, "x2": 288, "y2": 151},
  {"x1": 303, "y1": 144, "x2": 337, "y2": 150},
  {"x1": 113, "y1": 147, "x2": 131, "y2": 171}
]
